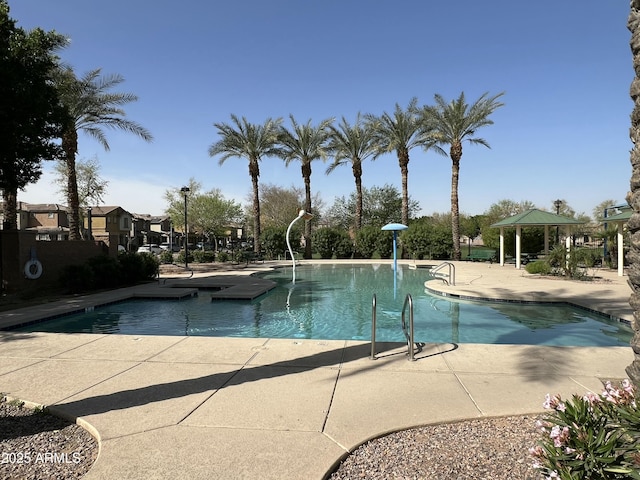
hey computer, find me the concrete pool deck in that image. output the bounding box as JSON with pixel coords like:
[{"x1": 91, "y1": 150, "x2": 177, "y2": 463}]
[{"x1": 0, "y1": 260, "x2": 636, "y2": 479}]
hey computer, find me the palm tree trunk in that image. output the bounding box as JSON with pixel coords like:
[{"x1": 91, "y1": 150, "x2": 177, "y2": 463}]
[
  {"x1": 626, "y1": 0, "x2": 640, "y2": 387},
  {"x1": 451, "y1": 156, "x2": 462, "y2": 261},
  {"x1": 2, "y1": 189, "x2": 18, "y2": 230},
  {"x1": 302, "y1": 162, "x2": 312, "y2": 259},
  {"x1": 62, "y1": 128, "x2": 81, "y2": 240},
  {"x1": 397, "y1": 148, "x2": 409, "y2": 226},
  {"x1": 450, "y1": 141, "x2": 463, "y2": 261},
  {"x1": 353, "y1": 161, "x2": 363, "y2": 231},
  {"x1": 249, "y1": 159, "x2": 261, "y2": 254}
]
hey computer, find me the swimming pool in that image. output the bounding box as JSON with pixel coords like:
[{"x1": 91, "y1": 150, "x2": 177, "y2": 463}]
[{"x1": 13, "y1": 264, "x2": 633, "y2": 346}]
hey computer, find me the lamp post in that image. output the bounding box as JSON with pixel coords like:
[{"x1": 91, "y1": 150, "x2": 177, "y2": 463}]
[
  {"x1": 181, "y1": 186, "x2": 190, "y2": 269},
  {"x1": 286, "y1": 209, "x2": 313, "y2": 283},
  {"x1": 381, "y1": 223, "x2": 408, "y2": 297},
  {"x1": 554, "y1": 199, "x2": 562, "y2": 245}
]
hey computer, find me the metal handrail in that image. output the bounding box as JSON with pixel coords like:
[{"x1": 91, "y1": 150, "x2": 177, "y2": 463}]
[
  {"x1": 401, "y1": 294, "x2": 416, "y2": 361},
  {"x1": 370, "y1": 294, "x2": 377, "y2": 360},
  {"x1": 371, "y1": 292, "x2": 419, "y2": 361},
  {"x1": 430, "y1": 261, "x2": 455, "y2": 286}
]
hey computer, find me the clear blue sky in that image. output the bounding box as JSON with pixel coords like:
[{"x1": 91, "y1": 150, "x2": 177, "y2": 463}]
[{"x1": 13, "y1": 0, "x2": 632, "y2": 219}]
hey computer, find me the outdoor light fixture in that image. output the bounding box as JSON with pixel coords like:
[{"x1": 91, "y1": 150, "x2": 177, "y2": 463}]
[
  {"x1": 181, "y1": 186, "x2": 190, "y2": 269},
  {"x1": 554, "y1": 199, "x2": 562, "y2": 245},
  {"x1": 286, "y1": 209, "x2": 313, "y2": 283}
]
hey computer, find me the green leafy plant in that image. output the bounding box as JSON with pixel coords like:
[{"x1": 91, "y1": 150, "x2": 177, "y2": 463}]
[
  {"x1": 158, "y1": 250, "x2": 174, "y2": 264},
  {"x1": 525, "y1": 260, "x2": 551, "y2": 275},
  {"x1": 192, "y1": 249, "x2": 215, "y2": 263},
  {"x1": 531, "y1": 380, "x2": 640, "y2": 479}
]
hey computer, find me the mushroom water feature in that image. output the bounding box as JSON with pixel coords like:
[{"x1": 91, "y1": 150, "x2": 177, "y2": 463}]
[
  {"x1": 286, "y1": 209, "x2": 313, "y2": 283},
  {"x1": 381, "y1": 222, "x2": 408, "y2": 297}
]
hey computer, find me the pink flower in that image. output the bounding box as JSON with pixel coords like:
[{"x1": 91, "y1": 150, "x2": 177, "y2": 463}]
[
  {"x1": 543, "y1": 393, "x2": 563, "y2": 410},
  {"x1": 583, "y1": 391, "x2": 600, "y2": 405},
  {"x1": 550, "y1": 425, "x2": 570, "y2": 448}
]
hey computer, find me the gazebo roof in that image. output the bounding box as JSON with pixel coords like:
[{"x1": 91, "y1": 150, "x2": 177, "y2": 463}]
[
  {"x1": 491, "y1": 208, "x2": 585, "y2": 227},
  {"x1": 603, "y1": 209, "x2": 632, "y2": 223}
]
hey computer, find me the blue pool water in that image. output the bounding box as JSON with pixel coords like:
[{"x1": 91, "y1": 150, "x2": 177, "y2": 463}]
[{"x1": 14, "y1": 264, "x2": 633, "y2": 346}]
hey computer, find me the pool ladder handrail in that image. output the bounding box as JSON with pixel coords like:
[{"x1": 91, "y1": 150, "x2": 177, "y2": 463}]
[
  {"x1": 430, "y1": 261, "x2": 455, "y2": 286},
  {"x1": 370, "y1": 293, "x2": 418, "y2": 361}
]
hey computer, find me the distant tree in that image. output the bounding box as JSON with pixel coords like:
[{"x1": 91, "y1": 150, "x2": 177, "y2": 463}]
[
  {"x1": 326, "y1": 114, "x2": 377, "y2": 231},
  {"x1": 189, "y1": 189, "x2": 243, "y2": 246},
  {"x1": 401, "y1": 218, "x2": 453, "y2": 260},
  {"x1": 0, "y1": 1, "x2": 68, "y2": 229},
  {"x1": 55, "y1": 67, "x2": 153, "y2": 240},
  {"x1": 53, "y1": 156, "x2": 108, "y2": 207},
  {"x1": 460, "y1": 214, "x2": 484, "y2": 255},
  {"x1": 325, "y1": 184, "x2": 419, "y2": 230},
  {"x1": 592, "y1": 199, "x2": 618, "y2": 222},
  {"x1": 420, "y1": 91, "x2": 505, "y2": 260},
  {"x1": 256, "y1": 183, "x2": 324, "y2": 231},
  {"x1": 366, "y1": 98, "x2": 428, "y2": 226},
  {"x1": 164, "y1": 178, "x2": 201, "y2": 234},
  {"x1": 258, "y1": 184, "x2": 304, "y2": 229},
  {"x1": 278, "y1": 115, "x2": 333, "y2": 258},
  {"x1": 209, "y1": 115, "x2": 283, "y2": 254},
  {"x1": 480, "y1": 199, "x2": 536, "y2": 252},
  {"x1": 164, "y1": 179, "x2": 242, "y2": 247}
]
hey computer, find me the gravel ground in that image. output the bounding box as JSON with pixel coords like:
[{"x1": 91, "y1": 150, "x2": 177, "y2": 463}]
[
  {"x1": 328, "y1": 414, "x2": 543, "y2": 480},
  {"x1": 0, "y1": 396, "x2": 98, "y2": 480}
]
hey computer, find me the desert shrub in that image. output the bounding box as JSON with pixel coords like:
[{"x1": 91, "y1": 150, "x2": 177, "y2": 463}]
[
  {"x1": 525, "y1": 260, "x2": 551, "y2": 275},
  {"x1": 574, "y1": 248, "x2": 602, "y2": 268},
  {"x1": 158, "y1": 250, "x2": 174, "y2": 264},
  {"x1": 334, "y1": 230, "x2": 354, "y2": 259},
  {"x1": 355, "y1": 226, "x2": 379, "y2": 259},
  {"x1": 192, "y1": 250, "x2": 215, "y2": 263},
  {"x1": 312, "y1": 228, "x2": 343, "y2": 259},
  {"x1": 86, "y1": 255, "x2": 121, "y2": 288},
  {"x1": 59, "y1": 264, "x2": 95, "y2": 294},
  {"x1": 118, "y1": 252, "x2": 158, "y2": 284},
  {"x1": 375, "y1": 230, "x2": 393, "y2": 259},
  {"x1": 176, "y1": 250, "x2": 194, "y2": 265},
  {"x1": 531, "y1": 380, "x2": 640, "y2": 479},
  {"x1": 261, "y1": 227, "x2": 287, "y2": 260}
]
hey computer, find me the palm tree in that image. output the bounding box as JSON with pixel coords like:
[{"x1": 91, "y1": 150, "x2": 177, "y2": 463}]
[
  {"x1": 365, "y1": 98, "x2": 428, "y2": 227},
  {"x1": 420, "y1": 91, "x2": 505, "y2": 260},
  {"x1": 326, "y1": 114, "x2": 377, "y2": 231},
  {"x1": 56, "y1": 67, "x2": 153, "y2": 240},
  {"x1": 209, "y1": 115, "x2": 283, "y2": 254},
  {"x1": 626, "y1": 1, "x2": 640, "y2": 387},
  {"x1": 279, "y1": 115, "x2": 333, "y2": 258}
]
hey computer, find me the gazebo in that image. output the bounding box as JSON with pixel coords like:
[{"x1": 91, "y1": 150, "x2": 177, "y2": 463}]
[
  {"x1": 602, "y1": 206, "x2": 632, "y2": 277},
  {"x1": 491, "y1": 209, "x2": 585, "y2": 269}
]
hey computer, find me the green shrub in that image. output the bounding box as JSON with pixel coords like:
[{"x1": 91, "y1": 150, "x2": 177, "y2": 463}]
[
  {"x1": 192, "y1": 250, "x2": 215, "y2": 263},
  {"x1": 217, "y1": 251, "x2": 230, "y2": 262},
  {"x1": 531, "y1": 380, "x2": 640, "y2": 479},
  {"x1": 261, "y1": 227, "x2": 288, "y2": 260},
  {"x1": 158, "y1": 250, "x2": 174, "y2": 264},
  {"x1": 525, "y1": 260, "x2": 551, "y2": 275},
  {"x1": 575, "y1": 248, "x2": 602, "y2": 268},
  {"x1": 59, "y1": 264, "x2": 95, "y2": 294},
  {"x1": 334, "y1": 230, "x2": 353, "y2": 259},
  {"x1": 118, "y1": 252, "x2": 158, "y2": 284},
  {"x1": 176, "y1": 250, "x2": 194, "y2": 265},
  {"x1": 312, "y1": 227, "x2": 345, "y2": 259},
  {"x1": 86, "y1": 255, "x2": 121, "y2": 288},
  {"x1": 355, "y1": 226, "x2": 379, "y2": 259},
  {"x1": 375, "y1": 230, "x2": 393, "y2": 259}
]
